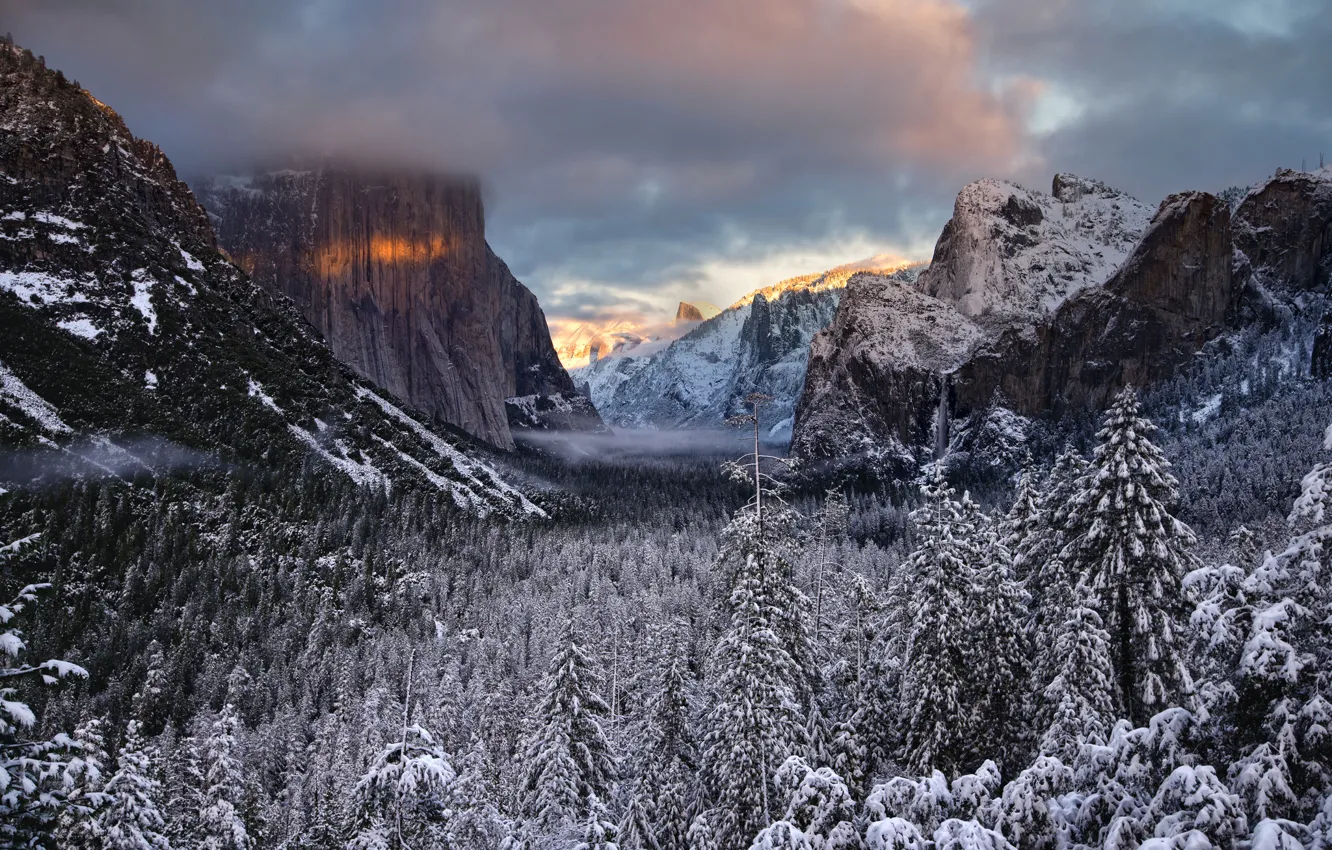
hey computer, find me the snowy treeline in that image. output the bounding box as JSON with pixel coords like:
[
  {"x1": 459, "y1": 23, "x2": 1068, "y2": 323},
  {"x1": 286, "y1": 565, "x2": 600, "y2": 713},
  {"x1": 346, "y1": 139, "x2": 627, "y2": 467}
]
[{"x1": 2, "y1": 378, "x2": 1332, "y2": 849}]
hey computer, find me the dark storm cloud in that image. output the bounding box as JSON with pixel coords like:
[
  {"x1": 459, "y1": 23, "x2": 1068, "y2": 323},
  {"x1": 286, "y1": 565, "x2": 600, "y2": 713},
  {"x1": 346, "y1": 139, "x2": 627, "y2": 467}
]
[
  {"x1": 975, "y1": 0, "x2": 1332, "y2": 196},
  {"x1": 3, "y1": 0, "x2": 1329, "y2": 326}
]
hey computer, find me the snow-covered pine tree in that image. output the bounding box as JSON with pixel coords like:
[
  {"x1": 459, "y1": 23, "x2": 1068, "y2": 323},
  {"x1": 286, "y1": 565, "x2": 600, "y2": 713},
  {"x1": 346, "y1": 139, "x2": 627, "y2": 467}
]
[
  {"x1": 0, "y1": 536, "x2": 95, "y2": 849},
  {"x1": 811, "y1": 489, "x2": 850, "y2": 648},
  {"x1": 703, "y1": 499, "x2": 811, "y2": 848},
  {"x1": 640, "y1": 646, "x2": 695, "y2": 850},
  {"x1": 196, "y1": 703, "x2": 254, "y2": 850},
  {"x1": 1002, "y1": 459, "x2": 1042, "y2": 582},
  {"x1": 704, "y1": 395, "x2": 815, "y2": 849},
  {"x1": 1059, "y1": 387, "x2": 1198, "y2": 725},
  {"x1": 92, "y1": 719, "x2": 173, "y2": 850},
  {"x1": 967, "y1": 506, "x2": 1033, "y2": 773},
  {"x1": 687, "y1": 813, "x2": 719, "y2": 850},
  {"x1": 55, "y1": 717, "x2": 111, "y2": 849},
  {"x1": 899, "y1": 471, "x2": 982, "y2": 776},
  {"x1": 773, "y1": 756, "x2": 859, "y2": 847},
  {"x1": 574, "y1": 794, "x2": 619, "y2": 850},
  {"x1": 1023, "y1": 446, "x2": 1090, "y2": 603},
  {"x1": 833, "y1": 571, "x2": 896, "y2": 785},
  {"x1": 444, "y1": 736, "x2": 509, "y2": 849},
  {"x1": 720, "y1": 392, "x2": 816, "y2": 707},
  {"x1": 1038, "y1": 580, "x2": 1116, "y2": 763},
  {"x1": 519, "y1": 617, "x2": 617, "y2": 834},
  {"x1": 1225, "y1": 422, "x2": 1332, "y2": 824},
  {"x1": 1025, "y1": 447, "x2": 1093, "y2": 706},
  {"x1": 617, "y1": 792, "x2": 660, "y2": 850},
  {"x1": 347, "y1": 721, "x2": 455, "y2": 849}
]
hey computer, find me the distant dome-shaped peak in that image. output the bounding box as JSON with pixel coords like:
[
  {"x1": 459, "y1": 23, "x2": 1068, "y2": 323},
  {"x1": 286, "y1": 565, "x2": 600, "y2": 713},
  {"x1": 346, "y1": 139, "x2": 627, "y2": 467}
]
[{"x1": 674, "y1": 301, "x2": 721, "y2": 324}]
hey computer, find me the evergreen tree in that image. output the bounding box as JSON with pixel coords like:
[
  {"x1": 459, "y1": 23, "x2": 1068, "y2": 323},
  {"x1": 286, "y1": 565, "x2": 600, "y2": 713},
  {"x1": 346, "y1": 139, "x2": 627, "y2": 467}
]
[
  {"x1": 1025, "y1": 447, "x2": 1093, "y2": 703},
  {"x1": 617, "y1": 793, "x2": 660, "y2": 850},
  {"x1": 0, "y1": 538, "x2": 96, "y2": 849},
  {"x1": 1060, "y1": 388, "x2": 1198, "y2": 724},
  {"x1": 197, "y1": 704, "x2": 253, "y2": 850},
  {"x1": 574, "y1": 794, "x2": 619, "y2": 850},
  {"x1": 811, "y1": 489, "x2": 850, "y2": 648},
  {"x1": 1003, "y1": 460, "x2": 1042, "y2": 582},
  {"x1": 703, "y1": 501, "x2": 809, "y2": 848},
  {"x1": 968, "y1": 508, "x2": 1033, "y2": 773},
  {"x1": 687, "y1": 814, "x2": 720, "y2": 850},
  {"x1": 519, "y1": 618, "x2": 617, "y2": 833},
  {"x1": 1226, "y1": 424, "x2": 1332, "y2": 822},
  {"x1": 93, "y1": 719, "x2": 173, "y2": 850},
  {"x1": 1038, "y1": 581, "x2": 1117, "y2": 763},
  {"x1": 444, "y1": 737, "x2": 509, "y2": 849},
  {"x1": 899, "y1": 472, "x2": 981, "y2": 776},
  {"x1": 640, "y1": 648, "x2": 695, "y2": 850},
  {"x1": 348, "y1": 721, "x2": 454, "y2": 850}
]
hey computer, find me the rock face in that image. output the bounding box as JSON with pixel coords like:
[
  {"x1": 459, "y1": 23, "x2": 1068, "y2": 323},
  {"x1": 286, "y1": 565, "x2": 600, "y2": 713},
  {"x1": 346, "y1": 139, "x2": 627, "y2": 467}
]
[
  {"x1": 675, "y1": 301, "x2": 719, "y2": 323},
  {"x1": 791, "y1": 176, "x2": 1242, "y2": 474},
  {"x1": 914, "y1": 174, "x2": 1152, "y2": 329},
  {"x1": 793, "y1": 267, "x2": 971, "y2": 466},
  {"x1": 0, "y1": 41, "x2": 541, "y2": 515},
  {"x1": 951, "y1": 192, "x2": 1236, "y2": 419},
  {"x1": 1233, "y1": 167, "x2": 1332, "y2": 296},
  {"x1": 198, "y1": 169, "x2": 597, "y2": 449}
]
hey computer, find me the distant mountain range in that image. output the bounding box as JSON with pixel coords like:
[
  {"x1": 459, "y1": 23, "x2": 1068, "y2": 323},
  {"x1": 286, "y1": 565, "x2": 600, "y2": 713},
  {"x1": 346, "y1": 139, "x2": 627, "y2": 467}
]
[
  {"x1": 573, "y1": 259, "x2": 916, "y2": 436},
  {"x1": 553, "y1": 300, "x2": 722, "y2": 368}
]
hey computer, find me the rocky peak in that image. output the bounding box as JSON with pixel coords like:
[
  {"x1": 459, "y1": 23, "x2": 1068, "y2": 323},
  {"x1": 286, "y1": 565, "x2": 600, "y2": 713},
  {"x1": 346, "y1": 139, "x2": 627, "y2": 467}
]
[
  {"x1": 914, "y1": 175, "x2": 1153, "y2": 327},
  {"x1": 791, "y1": 178, "x2": 1241, "y2": 477},
  {"x1": 1233, "y1": 166, "x2": 1332, "y2": 296},
  {"x1": 674, "y1": 301, "x2": 721, "y2": 324}
]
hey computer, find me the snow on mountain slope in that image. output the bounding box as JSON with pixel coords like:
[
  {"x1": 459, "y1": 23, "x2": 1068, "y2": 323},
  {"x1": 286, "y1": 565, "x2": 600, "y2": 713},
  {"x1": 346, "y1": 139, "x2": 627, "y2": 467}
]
[
  {"x1": 574, "y1": 282, "x2": 846, "y2": 436},
  {"x1": 915, "y1": 174, "x2": 1152, "y2": 330},
  {"x1": 730, "y1": 256, "x2": 916, "y2": 310},
  {"x1": 0, "y1": 43, "x2": 540, "y2": 517}
]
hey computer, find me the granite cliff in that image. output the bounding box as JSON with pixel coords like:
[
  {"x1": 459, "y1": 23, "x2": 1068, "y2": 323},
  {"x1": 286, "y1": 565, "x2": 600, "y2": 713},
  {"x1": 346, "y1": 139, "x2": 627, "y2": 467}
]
[
  {"x1": 792, "y1": 176, "x2": 1252, "y2": 474},
  {"x1": 198, "y1": 170, "x2": 599, "y2": 449}
]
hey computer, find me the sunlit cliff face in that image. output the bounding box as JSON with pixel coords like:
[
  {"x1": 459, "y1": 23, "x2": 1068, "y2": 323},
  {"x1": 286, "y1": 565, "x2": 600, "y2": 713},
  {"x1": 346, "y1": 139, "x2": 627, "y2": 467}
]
[{"x1": 312, "y1": 233, "x2": 464, "y2": 277}]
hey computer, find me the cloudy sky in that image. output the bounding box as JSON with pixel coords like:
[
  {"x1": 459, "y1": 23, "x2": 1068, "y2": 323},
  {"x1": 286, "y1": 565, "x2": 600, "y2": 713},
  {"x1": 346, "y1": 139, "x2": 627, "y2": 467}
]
[{"x1": 6, "y1": 0, "x2": 1329, "y2": 337}]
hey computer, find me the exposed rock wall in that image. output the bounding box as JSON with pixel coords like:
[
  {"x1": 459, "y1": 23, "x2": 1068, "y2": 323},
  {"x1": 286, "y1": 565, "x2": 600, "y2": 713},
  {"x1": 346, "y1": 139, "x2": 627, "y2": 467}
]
[
  {"x1": 199, "y1": 169, "x2": 595, "y2": 448},
  {"x1": 1234, "y1": 167, "x2": 1332, "y2": 296},
  {"x1": 952, "y1": 192, "x2": 1237, "y2": 419}
]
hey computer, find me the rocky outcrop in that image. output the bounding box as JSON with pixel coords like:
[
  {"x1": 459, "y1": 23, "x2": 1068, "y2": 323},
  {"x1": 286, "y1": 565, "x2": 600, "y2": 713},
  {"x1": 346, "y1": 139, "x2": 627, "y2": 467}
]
[
  {"x1": 792, "y1": 268, "x2": 972, "y2": 465},
  {"x1": 675, "y1": 302, "x2": 708, "y2": 323},
  {"x1": 1234, "y1": 167, "x2": 1332, "y2": 296},
  {"x1": 198, "y1": 169, "x2": 598, "y2": 449},
  {"x1": 951, "y1": 191, "x2": 1237, "y2": 418},
  {"x1": 913, "y1": 174, "x2": 1152, "y2": 329},
  {"x1": 791, "y1": 177, "x2": 1241, "y2": 475}
]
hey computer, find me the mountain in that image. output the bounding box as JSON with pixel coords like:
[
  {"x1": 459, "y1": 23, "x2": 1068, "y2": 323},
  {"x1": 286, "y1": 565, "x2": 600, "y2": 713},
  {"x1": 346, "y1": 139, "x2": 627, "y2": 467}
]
[
  {"x1": 674, "y1": 300, "x2": 721, "y2": 323},
  {"x1": 792, "y1": 170, "x2": 1331, "y2": 476},
  {"x1": 575, "y1": 261, "x2": 910, "y2": 436},
  {"x1": 0, "y1": 42, "x2": 540, "y2": 516},
  {"x1": 914, "y1": 174, "x2": 1152, "y2": 328},
  {"x1": 196, "y1": 169, "x2": 600, "y2": 450}
]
